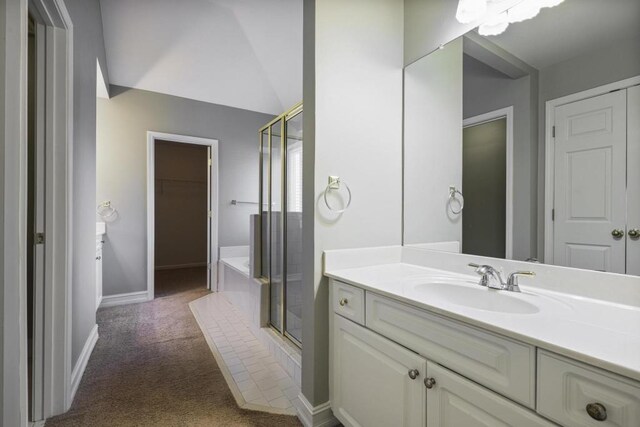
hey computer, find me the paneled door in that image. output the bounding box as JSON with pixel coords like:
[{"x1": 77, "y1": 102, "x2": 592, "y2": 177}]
[
  {"x1": 627, "y1": 85, "x2": 640, "y2": 276},
  {"x1": 553, "y1": 90, "x2": 627, "y2": 273}
]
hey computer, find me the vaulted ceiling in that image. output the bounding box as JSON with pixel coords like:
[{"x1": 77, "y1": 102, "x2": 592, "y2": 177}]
[{"x1": 100, "y1": 0, "x2": 303, "y2": 115}]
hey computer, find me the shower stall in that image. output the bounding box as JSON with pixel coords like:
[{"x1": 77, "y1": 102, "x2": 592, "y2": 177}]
[{"x1": 259, "y1": 102, "x2": 303, "y2": 347}]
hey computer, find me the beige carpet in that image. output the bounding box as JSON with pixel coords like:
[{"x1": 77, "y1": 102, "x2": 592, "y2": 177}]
[{"x1": 46, "y1": 268, "x2": 302, "y2": 426}]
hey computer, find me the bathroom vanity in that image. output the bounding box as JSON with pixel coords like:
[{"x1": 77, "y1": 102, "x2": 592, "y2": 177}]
[{"x1": 326, "y1": 247, "x2": 640, "y2": 427}]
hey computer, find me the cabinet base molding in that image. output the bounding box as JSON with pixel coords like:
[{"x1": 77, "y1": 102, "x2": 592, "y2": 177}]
[{"x1": 295, "y1": 394, "x2": 339, "y2": 427}]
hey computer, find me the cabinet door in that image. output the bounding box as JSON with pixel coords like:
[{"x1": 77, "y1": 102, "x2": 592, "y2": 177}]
[
  {"x1": 426, "y1": 362, "x2": 554, "y2": 427},
  {"x1": 332, "y1": 314, "x2": 426, "y2": 427}
]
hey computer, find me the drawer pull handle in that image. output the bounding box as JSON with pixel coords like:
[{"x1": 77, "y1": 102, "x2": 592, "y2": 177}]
[
  {"x1": 408, "y1": 369, "x2": 419, "y2": 380},
  {"x1": 424, "y1": 377, "x2": 436, "y2": 389},
  {"x1": 586, "y1": 403, "x2": 607, "y2": 421},
  {"x1": 339, "y1": 298, "x2": 348, "y2": 306}
]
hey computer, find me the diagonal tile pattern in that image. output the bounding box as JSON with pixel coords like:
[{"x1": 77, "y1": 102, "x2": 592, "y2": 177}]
[{"x1": 190, "y1": 293, "x2": 300, "y2": 415}]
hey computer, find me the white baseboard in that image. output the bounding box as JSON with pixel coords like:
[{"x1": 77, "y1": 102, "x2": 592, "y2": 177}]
[
  {"x1": 295, "y1": 394, "x2": 339, "y2": 427},
  {"x1": 100, "y1": 291, "x2": 150, "y2": 308},
  {"x1": 154, "y1": 262, "x2": 206, "y2": 270},
  {"x1": 68, "y1": 324, "x2": 98, "y2": 405}
]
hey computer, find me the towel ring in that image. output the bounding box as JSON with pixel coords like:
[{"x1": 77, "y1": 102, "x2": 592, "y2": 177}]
[
  {"x1": 97, "y1": 200, "x2": 118, "y2": 220},
  {"x1": 448, "y1": 186, "x2": 464, "y2": 215},
  {"x1": 324, "y1": 176, "x2": 352, "y2": 214}
]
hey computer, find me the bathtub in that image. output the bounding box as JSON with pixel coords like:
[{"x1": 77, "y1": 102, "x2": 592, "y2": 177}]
[{"x1": 218, "y1": 246, "x2": 268, "y2": 330}]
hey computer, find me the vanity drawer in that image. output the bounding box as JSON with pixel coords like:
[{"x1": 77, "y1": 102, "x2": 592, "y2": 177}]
[
  {"x1": 537, "y1": 351, "x2": 640, "y2": 427},
  {"x1": 366, "y1": 292, "x2": 536, "y2": 408},
  {"x1": 332, "y1": 281, "x2": 365, "y2": 325}
]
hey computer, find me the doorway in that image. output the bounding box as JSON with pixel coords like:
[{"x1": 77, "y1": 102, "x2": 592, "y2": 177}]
[
  {"x1": 462, "y1": 107, "x2": 514, "y2": 259},
  {"x1": 147, "y1": 132, "x2": 219, "y2": 299},
  {"x1": 546, "y1": 81, "x2": 640, "y2": 274}
]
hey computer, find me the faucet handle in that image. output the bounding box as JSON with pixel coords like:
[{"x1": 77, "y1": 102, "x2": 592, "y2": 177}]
[
  {"x1": 468, "y1": 263, "x2": 490, "y2": 286},
  {"x1": 506, "y1": 271, "x2": 535, "y2": 292}
]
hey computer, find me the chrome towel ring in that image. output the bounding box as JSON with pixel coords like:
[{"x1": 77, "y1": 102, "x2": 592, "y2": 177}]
[
  {"x1": 324, "y1": 176, "x2": 352, "y2": 214},
  {"x1": 448, "y1": 186, "x2": 464, "y2": 215},
  {"x1": 97, "y1": 200, "x2": 118, "y2": 221}
]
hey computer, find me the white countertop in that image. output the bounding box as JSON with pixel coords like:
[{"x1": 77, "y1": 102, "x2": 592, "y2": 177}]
[{"x1": 326, "y1": 262, "x2": 640, "y2": 382}]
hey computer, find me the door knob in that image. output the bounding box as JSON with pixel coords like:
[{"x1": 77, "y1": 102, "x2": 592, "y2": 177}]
[
  {"x1": 629, "y1": 229, "x2": 640, "y2": 240},
  {"x1": 408, "y1": 369, "x2": 419, "y2": 380},
  {"x1": 611, "y1": 229, "x2": 624, "y2": 239},
  {"x1": 586, "y1": 402, "x2": 607, "y2": 421},
  {"x1": 424, "y1": 377, "x2": 436, "y2": 389}
]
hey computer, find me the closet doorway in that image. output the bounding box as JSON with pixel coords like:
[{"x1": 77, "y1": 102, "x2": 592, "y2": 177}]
[
  {"x1": 146, "y1": 132, "x2": 219, "y2": 298},
  {"x1": 545, "y1": 78, "x2": 640, "y2": 274}
]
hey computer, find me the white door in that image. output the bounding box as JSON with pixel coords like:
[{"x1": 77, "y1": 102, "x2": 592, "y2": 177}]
[
  {"x1": 332, "y1": 315, "x2": 426, "y2": 427},
  {"x1": 553, "y1": 90, "x2": 627, "y2": 273},
  {"x1": 426, "y1": 362, "x2": 554, "y2": 426},
  {"x1": 627, "y1": 86, "x2": 640, "y2": 276}
]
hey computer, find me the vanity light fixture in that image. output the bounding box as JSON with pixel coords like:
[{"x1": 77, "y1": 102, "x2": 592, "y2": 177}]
[{"x1": 456, "y1": 0, "x2": 565, "y2": 36}]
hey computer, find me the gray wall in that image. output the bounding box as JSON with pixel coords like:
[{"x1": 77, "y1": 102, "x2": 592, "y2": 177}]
[
  {"x1": 97, "y1": 86, "x2": 273, "y2": 296},
  {"x1": 302, "y1": 0, "x2": 404, "y2": 407},
  {"x1": 537, "y1": 36, "x2": 640, "y2": 259},
  {"x1": 464, "y1": 54, "x2": 537, "y2": 260},
  {"x1": 65, "y1": 0, "x2": 110, "y2": 368}
]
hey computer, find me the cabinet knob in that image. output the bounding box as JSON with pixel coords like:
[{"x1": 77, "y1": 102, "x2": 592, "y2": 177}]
[
  {"x1": 424, "y1": 377, "x2": 436, "y2": 389},
  {"x1": 339, "y1": 298, "x2": 348, "y2": 306},
  {"x1": 586, "y1": 402, "x2": 607, "y2": 421},
  {"x1": 611, "y1": 229, "x2": 625, "y2": 239},
  {"x1": 629, "y1": 228, "x2": 640, "y2": 239},
  {"x1": 408, "y1": 369, "x2": 419, "y2": 380}
]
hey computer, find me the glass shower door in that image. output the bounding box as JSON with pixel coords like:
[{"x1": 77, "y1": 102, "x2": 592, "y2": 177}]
[
  {"x1": 284, "y1": 111, "x2": 303, "y2": 343},
  {"x1": 269, "y1": 120, "x2": 283, "y2": 332},
  {"x1": 259, "y1": 103, "x2": 303, "y2": 346}
]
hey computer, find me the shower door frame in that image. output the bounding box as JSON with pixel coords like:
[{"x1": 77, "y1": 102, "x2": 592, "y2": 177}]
[{"x1": 259, "y1": 102, "x2": 303, "y2": 348}]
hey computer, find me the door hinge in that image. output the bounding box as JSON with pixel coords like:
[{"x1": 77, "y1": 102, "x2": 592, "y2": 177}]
[
  {"x1": 208, "y1": 157, "x2": 212, "y2": 167},
  {"x1": 207, "y1": 210, "x2": 213, "y2": 218},
  {"x1": 552, "y1": 126, "x2": 556, "y2": 138},
  {"x1": 551, "y1": 209, "x2": 555, "y2": 221},
  {"x1": 35, "y1": 232, "x2": 45, "y2": 245}
]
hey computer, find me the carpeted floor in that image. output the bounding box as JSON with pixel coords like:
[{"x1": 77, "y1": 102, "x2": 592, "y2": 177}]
[{"x1": 46, "y1": 268, "x2": 302, "y2": 426}]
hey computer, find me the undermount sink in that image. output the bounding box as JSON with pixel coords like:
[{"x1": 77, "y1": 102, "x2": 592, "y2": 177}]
[{"x1": 413, "y1": 282, "x2": 540, "y2": 314}]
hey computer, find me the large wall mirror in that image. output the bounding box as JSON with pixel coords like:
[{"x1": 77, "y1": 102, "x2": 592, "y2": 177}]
[{"x1": 403, "y1": 0, "x2": 640, "y2": 275}]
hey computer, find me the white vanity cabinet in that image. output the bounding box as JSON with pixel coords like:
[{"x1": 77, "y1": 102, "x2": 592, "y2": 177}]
[
  {"x1": 332, "y1": 314, "x2": 426, "y2": 427},
  {"x1": 329, "y1": 279, "x2": 640, "y2": 427}
]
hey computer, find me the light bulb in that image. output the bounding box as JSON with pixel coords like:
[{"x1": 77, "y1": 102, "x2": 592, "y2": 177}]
[
  {"x1": 478, "y1": 11, "x2": 509, "y2": 36},
  {"x1": 539, "y1": 0, "x2": 564, "y2": 8},
  {"x1": 456, "y1": 0, "x2": 488, "y2": 24},
  {"x1": 507, "y1": 0, "x2": 541, "y2": 23}
]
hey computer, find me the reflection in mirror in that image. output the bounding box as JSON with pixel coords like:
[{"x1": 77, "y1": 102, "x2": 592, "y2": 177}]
[{"x1": 403, "y1": 0, "x2": 640, "y2": 275}]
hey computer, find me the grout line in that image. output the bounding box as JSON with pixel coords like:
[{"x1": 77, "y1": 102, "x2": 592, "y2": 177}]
[{"x1": 189, "y1": 294, "x2": 298, "y2": 416}]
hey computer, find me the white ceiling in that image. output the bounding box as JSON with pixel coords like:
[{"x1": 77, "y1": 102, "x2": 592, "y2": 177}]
[
  {"x1": 100, "y1": 0, "x2": 303, "y2": 115},
  {"x1": 487, "y1": 0, "x2": 640, "y2": 69}
]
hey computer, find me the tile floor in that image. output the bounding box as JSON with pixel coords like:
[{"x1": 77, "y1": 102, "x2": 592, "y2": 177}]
[{"x1": 190, "y1": 292, "x2": 300, "y2": 415}]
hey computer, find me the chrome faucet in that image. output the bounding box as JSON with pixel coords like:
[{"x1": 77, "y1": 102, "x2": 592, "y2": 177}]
[{"x1": 468, "y1": 263, "x2": 535, "y2": 293}]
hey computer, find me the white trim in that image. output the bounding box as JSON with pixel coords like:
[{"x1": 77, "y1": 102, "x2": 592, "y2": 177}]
[
  {"x1": 99, "y1": 291, "x2": 150, "y2": 308},
  {"x1": 2, "y1": 1, "x2": 29, "y2": 426},
  {"x1": 146, "y1": 131, "x2": 219, "y2": 300},
  {"x1": 294, "y1": 395, "x2": 339, "y2": 427},
  {"x1": 28, "y1": 0, "x2": 76, "y2": 417},
  {"x1": 155, "y1": 262, "x2": 207, "y2": 271},
  {"x1": 68, "y1": 325, "x2": 98, "y2": 406},
  {"x1": 543, "y1": 75, "x2": 640, "y2": 263},
  {"x1": 463, "y1": 106, "x2": 514, "y2": 259}
]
